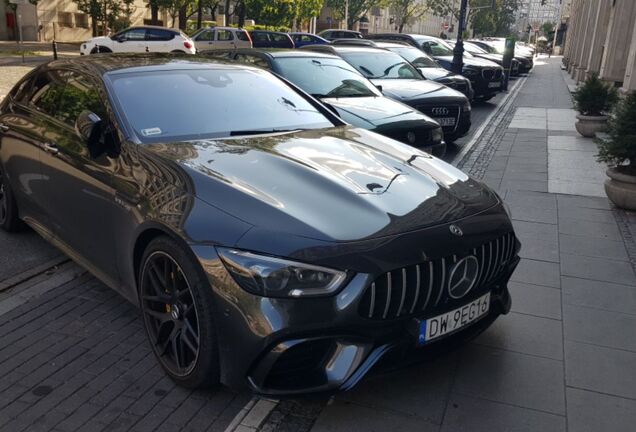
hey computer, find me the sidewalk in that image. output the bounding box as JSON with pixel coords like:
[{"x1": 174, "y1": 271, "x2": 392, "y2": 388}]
[{"x1": 269, "y1": 56, "x2": 636, "y2": 432}]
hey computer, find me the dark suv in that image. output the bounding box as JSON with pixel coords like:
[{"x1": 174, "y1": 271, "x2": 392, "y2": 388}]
[
  {"x1": 318, "y1": 29, "x2": 363, "y2": 40},
  {"x1": 368, "y1": 34, "x2": 504, "y2": 101}
]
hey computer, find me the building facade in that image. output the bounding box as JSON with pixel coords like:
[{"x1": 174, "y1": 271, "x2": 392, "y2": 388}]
[
  {"x1": 0, "y1": 0, "x2": 156, "y2": 42},
  {"x1": 563, "y1": 0, "x2": 636, "y2": 93}
]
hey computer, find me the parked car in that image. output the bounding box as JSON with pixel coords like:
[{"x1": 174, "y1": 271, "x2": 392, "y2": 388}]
[
  {"x1": 249, "y1": 30, "x2": 294, "y2": 48},
  {"x1": 80, "y1": 26, "x2": 196, "y2": 55},
  {"x1": 469, "y1": 39, "x2": 534, "y2": 73},
  {"x1": 0, "y1": 55, "x2": 518, "y2": 395},
  {"x1": 289, "y1": 32, "x2": 330, "y2": 47},
  {"x1": 367, "y1": 34, "x2": 504, "y2": 101},
  {"x1": 318, "y1": 29, "x2": 363, "y2": 40},
  {"x1": 302, "y1": 44, "x2": 472, "y2": 142},
  {"x1": 218, "y1": 48, "x2": 446, "y2": 156},
  {"x1": 190, "y1": 26, "x2": 252, "y2": 52},
  {"x1": 448, "y1": 40, "x2": 520, "y2": 77}
]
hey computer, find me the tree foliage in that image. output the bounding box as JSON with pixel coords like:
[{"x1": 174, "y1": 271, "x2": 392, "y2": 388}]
[
  {"x1": 425, "y1": 0, "x2": 519, "y2": 37},
  {"x1": 326, "y1": 0, "x2": 387, "y2": 29},
  {"x1": 540, "y1": 21, "x2": 554, "y2": 36},
  {"x1": 74, "y1": 0, "x2": 135, "y2": 36},
  {"x1": 597, "y1": 91, "x2": 636, "y2": 170},
  {"x1": 574, "y1": 73, "x2": 619, "y2": 116},
  {"x1": 390, "y1": 0, "x2": 429, "y2": 33}
]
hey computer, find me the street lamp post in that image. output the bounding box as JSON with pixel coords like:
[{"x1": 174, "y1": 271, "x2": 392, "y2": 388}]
[{"x1": 451, "y1": 0, "x2": 468, "y2": 74}]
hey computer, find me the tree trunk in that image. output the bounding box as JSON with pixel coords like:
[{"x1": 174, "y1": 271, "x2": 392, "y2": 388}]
[
  {"x1": 91, "y1": 16, "x2": 98, "y2": 37},
  {"x1": 225, "y1": 0, "x2": 231, "y2": 26},
  {"x1": 197, "y1": 0, "x2": 203, "y2": 29},
  {"x1": 151, "y1": 5, "x2": 159, "y2": 25},
  {"x1": 237, "y1": 2, "x2": 245, "y2": 27},
  {"x1": 398, "y1": 22, "x2": 404, "y2": 33},
  {"x1": 179, "y1": 5, "x2": 187, "y2": 30}
]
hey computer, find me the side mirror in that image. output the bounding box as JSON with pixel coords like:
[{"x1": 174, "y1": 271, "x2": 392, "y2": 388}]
[{"x1": 76, "y1": 110, "x2": 119, "y2": 158}]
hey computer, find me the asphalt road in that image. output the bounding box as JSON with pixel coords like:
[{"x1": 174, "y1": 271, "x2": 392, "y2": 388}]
[{"x1": 0, "y1": 73, "x2": 513, "y2": 285}]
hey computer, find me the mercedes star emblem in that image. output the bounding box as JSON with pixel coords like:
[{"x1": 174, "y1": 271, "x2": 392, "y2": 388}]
[
  {"x1": 448, "y1": 255, "x2": 479, "y2": 299},
  {"x1": 449, "y1": 225, "x2": 463, "y2": 236}
]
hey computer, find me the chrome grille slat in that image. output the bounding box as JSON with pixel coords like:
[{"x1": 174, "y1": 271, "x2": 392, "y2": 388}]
[
  {"x1": 409, "y1": 265, "x2": 421, "y2": 314},
  {"x1": 382, "y1": 272, "x2": 392, "y2": 319},
  {"x1": 361, "y1": 233, "x2": 517, "y2": 320},
  {"x1": 397, "y1": 268, "x2": 407, "y2": 317}
]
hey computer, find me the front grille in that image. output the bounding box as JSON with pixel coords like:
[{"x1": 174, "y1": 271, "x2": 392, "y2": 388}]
[
  {"x1": 359, "y1": 232, "x2": 516, "y2": 320},
  {"x1": 494, "y1": 69, "x2": 503, "y2": 79}
]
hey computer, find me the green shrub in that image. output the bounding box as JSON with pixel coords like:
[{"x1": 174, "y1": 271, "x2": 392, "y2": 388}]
[
  {"x1": 574, "y1": 73, "x2": 619, "y2": 116},
  {"x1": 186, "y1": 20, "x2": 217, "y2": 34},
  {"x1": 596, "y1": 91, "x2": 636, "y2": 173}
]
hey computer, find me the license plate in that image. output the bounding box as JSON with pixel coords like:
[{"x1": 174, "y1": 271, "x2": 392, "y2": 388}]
[
  {"x1": 435, "y1": 117, "x2": 456, "y2": 126},
  {"x1": 418, "y1": 292, "x2": 490, "y2": 345},
  {"x1": 488, "y1": 81, "x2": 501, "y2": 88}
]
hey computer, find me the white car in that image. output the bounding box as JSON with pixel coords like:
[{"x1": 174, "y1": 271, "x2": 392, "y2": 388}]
[
  {"x1": 190, "y1": 26, "x2": 252, "y2": 52},
  {"x1": 80, "y1": 26, "x2": 196, "y2": 55}
]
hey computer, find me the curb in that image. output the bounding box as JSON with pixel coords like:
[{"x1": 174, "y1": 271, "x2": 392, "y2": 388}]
[{"x1": 224, "y1": 397, "x2": 279, "y2": 432}]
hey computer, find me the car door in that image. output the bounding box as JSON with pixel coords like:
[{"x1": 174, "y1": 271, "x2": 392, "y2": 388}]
[
  {"x1": 114, "y1": 28, "x2": 147, "y2": 53},
  {"x1": 0, "y1": 71, "x2": 57, "y2": 232},
  {"x1": 37, "y1": 69, "x2": 121, "y2": 282},
  {"x1": 193, "y1": 29, "x2": 215, "y2": 51},
  {"x1": 215, "y1": 29, "x2": 236, "y2": 50},
  {"x1": 145, "y1": 28, "x2": 173, "y2": 52}
]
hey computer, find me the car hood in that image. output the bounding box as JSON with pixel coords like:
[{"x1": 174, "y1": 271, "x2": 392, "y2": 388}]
[
  {"x1": 143, "y1": 127, "x2": 498, "y2": 242},
  {"x1": 320, "y1": 96, "x2": 438, "y2": 129},
  {"x1": 419, "y1": 67, "x2": 454, "y2": 80},
  {"x1": 472, "y1": 53, "x2": 503, "y2": 65},
  {"x1": 371, "y1": 79, "x2": 466, "y2": 102},
  {"x1": 435, "y1": 55, "x2": 501, "y2": 68}
]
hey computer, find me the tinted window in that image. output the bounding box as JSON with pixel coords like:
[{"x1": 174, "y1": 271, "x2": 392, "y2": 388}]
[
  {"x1": 339, "y1": 51, "x2": 421, "y2": 79},
  {"x1": 464, "y1": 43, "x2": 487, "y2": 54},
  {"x1": 252, "y1": 32, "x2": 269, "y2": 42},
  {"x1": 54, "y1": 71, "x2": 106, "y2": 127},
  {"x1": 108, "y1": 68, "x2": 333, "y2": 143},
  {"x1": 217, "y1": 29, "x2": 233, "y2": 41},
  {"x1": 275, "y1": 57, "x2": 379, "y2": 98},
  {"x1": 421, "y1": 40, "x2": 453, "y2": 56},
  {"x1": 121, "y1": 28, "x2": 146, "y2": 41},
  {"x1": 236, "y1": 30, "x2": 250, "y2": 41},
  {"x1": 29, "y1": 71, "x2": 66, "y2": 116},
  {"x1": 147, "y1": 28, "x2": 174, "y2": 41},
  {"x1": 387, "y1": 46, "x2": 438, "y2": 68},
  {"x1": 270, "y1": 33, "x2": 289, "y2": 42}
]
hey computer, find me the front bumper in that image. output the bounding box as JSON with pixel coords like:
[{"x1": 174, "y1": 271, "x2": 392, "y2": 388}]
[{"x1": 193, "y1": 218, "x2": 519, "y2": 396}]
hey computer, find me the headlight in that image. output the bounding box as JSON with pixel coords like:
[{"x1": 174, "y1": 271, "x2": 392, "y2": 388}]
[
  {"x1": 217, "y1": 248, "x2": 348, "y2": 298},
  {"x1": 462, "y1": 102, "x2": 471, "y2": 112},
  {"x1": 463, "y1": 68, "x2": 478, "y2": 76},
  {"x1": 431, "y1": 127, "x2": 443, "y2": 142}
]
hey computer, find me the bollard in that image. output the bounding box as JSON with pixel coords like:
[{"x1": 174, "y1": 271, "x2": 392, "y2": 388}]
[{"x1": 52, "y1": 40, "x2": 58, "y2": 60}]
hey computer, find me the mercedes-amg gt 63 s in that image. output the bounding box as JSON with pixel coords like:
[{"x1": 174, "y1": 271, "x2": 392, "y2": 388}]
[{"x1": 0, "y1": 55, "x2": 519, "y2": 396}]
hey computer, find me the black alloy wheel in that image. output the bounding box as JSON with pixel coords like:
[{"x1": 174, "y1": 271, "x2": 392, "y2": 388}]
[
  {"x1": 139, "y1": 237, "x2": 220, "y2": 388},
  {"x1": 0, "y1": 168, "x2": 22, "y2": 232}
]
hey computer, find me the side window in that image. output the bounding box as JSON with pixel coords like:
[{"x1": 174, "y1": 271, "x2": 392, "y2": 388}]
[
  {"x1": 9, "y1": 75, "x2": 35, "y2": 103},
  {"x1": 28, "y1": 70, "x2": 66, "y2": 117},
  {"x1": 122, "y1": 28, "x2": 146, "y2": 41},
  {"x1": 216, "y1": 29, "x2": 234, "y2": 41},
  {"x1": 196, "y1": 30, "x2": 213, "y2": 41},
  {"x1": 54, "y1": 71, "x2": 106, "y2": 127},
  {"x1": 236, "y1": 30, "x2": 250, "y2": 41},
  {"x1": 147, "y1": 28, "x2": 174, "y2": 41},
  {"x1": 252, "y1": 32, "x2": 269, "y2": 42},
  {"x1": 301, "y1": 35, "x2": 313, "y2": 42},
  {"x1": 235, "y1": 54, "x2": 270, "y2": 69}
]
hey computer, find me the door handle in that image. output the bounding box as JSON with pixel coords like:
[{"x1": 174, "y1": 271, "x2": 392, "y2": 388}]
[
  {"x1": 43, "y1": 142, "x2": 59, "y2": 155},
  {"x1": 0, "y1": 123, "x2": 9, "y2": 133}
]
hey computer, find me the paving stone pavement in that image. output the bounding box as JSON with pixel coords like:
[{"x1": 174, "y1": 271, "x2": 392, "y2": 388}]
[{"x1": 301, "y1": 56, "x2": 636, "y2": 432}]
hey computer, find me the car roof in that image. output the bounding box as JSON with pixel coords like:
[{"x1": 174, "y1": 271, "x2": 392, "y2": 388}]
[
  {"x1": 319, "y1": 29, "x2": 360, "y2": 33},
  {"x1": 39, "y1": 53, "x2": 260, "y2": 76},
  {"x1": 326, "y1": 45, "x2": 390, "y2": 54},
  {"x1": 226, "y1": 48, "x2": 339, "y2": 59},
  {"x1": 373, "y1": 41, "x2": 413, "y2": 48},
  {"x1": 123, "y1": 25, "x2": 179, "y2": 33},
  {"x1": 250, "y1": 30, "x2": 288, "y2": 35}
]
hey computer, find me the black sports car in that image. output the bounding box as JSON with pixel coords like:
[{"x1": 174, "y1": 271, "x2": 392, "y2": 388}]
[
  {"x1": 469, "y1": 40, "x2": 534, "y2": 73},
  {"x1": 450, "y1": 41, "x2": 521, "y2": 77},
  {"x1": 215, "y1": 48, "x2": 445, "y2": 156},
  {"x1": 0, "y1": 55, "x2": 519, "y2": 396},
  {"x1": 301, "y1": 44, "x2": 472, "y2": 142}
]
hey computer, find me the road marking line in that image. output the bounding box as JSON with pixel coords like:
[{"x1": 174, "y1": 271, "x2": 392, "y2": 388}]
[{"x1": 452, "y1": 75, "x2": 528, "y2": 167}]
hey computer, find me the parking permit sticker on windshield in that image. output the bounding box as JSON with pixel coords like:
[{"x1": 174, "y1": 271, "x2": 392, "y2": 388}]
[{"x1": 141, "y1": 127, "x2": 162, "y2": 137}]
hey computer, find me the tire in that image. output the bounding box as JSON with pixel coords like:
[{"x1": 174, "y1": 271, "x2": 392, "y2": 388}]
[
  {"x1": 138, "y1": 236, "x2": 220, "y2": 389},
  {"x1": 90, "y1": 46, "x2": 112, "y2": 54},
  {"x1": 0, "y1": 167, "x2": 24, "y2": 232}
]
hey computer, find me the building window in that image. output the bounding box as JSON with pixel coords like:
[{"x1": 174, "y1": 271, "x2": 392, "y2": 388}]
[
  {"x1": 58, "y1": 12, "x2": 73, "y2": 28},
  {"x1": 75, "y1": 13, "x2": 88, "y2": 28}
]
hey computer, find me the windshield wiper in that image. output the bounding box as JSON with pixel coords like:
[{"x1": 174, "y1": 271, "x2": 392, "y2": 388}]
[{"x1": 229, "y1": 129, "x2": 297, "y2": 136}]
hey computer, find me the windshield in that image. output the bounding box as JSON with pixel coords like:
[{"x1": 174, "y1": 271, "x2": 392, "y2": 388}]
[
  {"x1": 109, "y1": 68, "x2": 333, "y2": 143},
  {"x1": 420, "y1": 38, "x2": 454, "y2": 56},
  {"x1": 339, "y1": 51, "x2": 421, "y2": 80},
  {"x1": 487, "y1": 42, "x2": 504, "y2": 54},
  {"x1": 464, "y1": 43, "x2": 488, "y2": 54},
  {"x1": 275, "y1": 57, "x2": 379, "y2": 98},
  {"x1": 386, "y1": 46, "x2": 439, "y2": 68}
]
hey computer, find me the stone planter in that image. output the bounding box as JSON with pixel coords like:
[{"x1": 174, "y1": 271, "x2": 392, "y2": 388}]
[
  {"x1": 575, "y1": 114, "x2": 608, "y2": 138},
  {"x1": 605, "y1": 167, "x2": 636, "y2": 211}
]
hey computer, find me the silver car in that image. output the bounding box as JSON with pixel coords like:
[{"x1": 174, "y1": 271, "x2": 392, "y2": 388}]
[{"x1": 191, "y1": 26, "x2": 252, "y2": 52}]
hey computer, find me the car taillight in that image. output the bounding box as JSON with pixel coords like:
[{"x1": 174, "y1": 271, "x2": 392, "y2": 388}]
[{"x1": 184, "y1": 41, "x2": 193, "y2": 49}]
